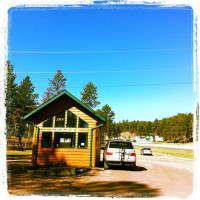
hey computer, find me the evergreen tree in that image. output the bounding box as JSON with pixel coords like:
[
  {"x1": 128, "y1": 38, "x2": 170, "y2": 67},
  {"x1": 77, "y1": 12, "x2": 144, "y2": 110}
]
[
  {"x1": 80, "y1": 81, "x2": 100, "y2": 108},
  {"x1": 42, "y1": 86, "x2": 54, "y2": 103},
  {"x1": 50, "y1": 70, "x2": 67, "y2": 95},
  {"x1": 42, "y1": 70, "x2": 67, "y2": 102},
  {"x1": 96, "y1": 104, "x2": 115, "y2": 139},
  {"x1": 96, "y1": 104, "x2": 115, "y2": 122},
  {"x1": 5, "y1": 61, "x2": 17, "y2": 137},
  {"x1": 13, "y1": 76, "x2": 39, "y2": 148}
]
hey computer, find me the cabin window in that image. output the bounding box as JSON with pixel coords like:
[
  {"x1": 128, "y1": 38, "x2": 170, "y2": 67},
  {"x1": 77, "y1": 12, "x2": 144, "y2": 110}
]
[
  {"x1": 54, "y1": 132, "x2": 75, "y2": 148},
  {"x1": 41, "y1": 132, "x2": 52, "y2": 148},
  {"x1": 79, "y1": 118, "x2": 88, "y2": 128},
  {"x1": 67, "y1": 110, "x2": 77, "y2": 128},
  {"x1": 55, "y1": 111, "x2": 65, "y2": 127},
  {"x1": 78, "y1": 132, "x2": 88, "y2": 149},
  {"x1": 43, "y1": 118, "x2": 53, "y2": 127}
]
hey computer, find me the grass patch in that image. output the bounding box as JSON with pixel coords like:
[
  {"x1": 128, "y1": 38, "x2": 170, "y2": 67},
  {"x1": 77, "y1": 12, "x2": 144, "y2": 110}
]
[
  {"x1": 152, "y1": 142, "x2": 193, "y2": 146},
  {"x1": 7, "y1": 150, "x2": 32, "y2": 156},
  {"x1": 135, "y1": 146, "x2": 194, "y2": 159}
]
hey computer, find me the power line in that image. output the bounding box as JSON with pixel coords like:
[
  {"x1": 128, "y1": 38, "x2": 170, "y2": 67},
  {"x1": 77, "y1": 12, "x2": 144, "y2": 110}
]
[
  {"x1": 67, "y1": 82, "x2": 194, "y2": 88},
  {"x1": 14, "y1": 67, "x2": 191, "y2": 74},
  {"x1": 9, "y1": 48, "x2": 191, "y2": 54},
  {"x1": 34, "y1": 81, "x2": 193, "y2": 90}
]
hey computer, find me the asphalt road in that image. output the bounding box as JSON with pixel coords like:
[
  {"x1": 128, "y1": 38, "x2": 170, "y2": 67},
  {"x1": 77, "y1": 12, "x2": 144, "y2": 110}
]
[
  {"x1": 7, "y1": 154, "x2": 194, "y2": 198},
  {"x1": 76, "y1": 155, "x2": 194, "y2": 198}
]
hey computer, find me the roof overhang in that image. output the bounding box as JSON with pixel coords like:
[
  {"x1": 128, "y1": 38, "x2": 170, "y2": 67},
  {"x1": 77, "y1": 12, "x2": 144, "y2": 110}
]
[{"x1": 24, "y1": 90, "x2": 106, "y2": 125}]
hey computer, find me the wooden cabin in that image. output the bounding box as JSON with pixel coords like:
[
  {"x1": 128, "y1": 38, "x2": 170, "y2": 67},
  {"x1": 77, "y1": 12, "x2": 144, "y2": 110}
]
[{"x1": 24, "y1": 90, "x2": 106, "y2": 168}]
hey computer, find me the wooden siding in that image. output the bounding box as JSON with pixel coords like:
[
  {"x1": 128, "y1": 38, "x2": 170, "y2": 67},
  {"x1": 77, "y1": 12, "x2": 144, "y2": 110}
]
[{"x1": 33, "y1": 107, "x2": 99, "y2": 167}]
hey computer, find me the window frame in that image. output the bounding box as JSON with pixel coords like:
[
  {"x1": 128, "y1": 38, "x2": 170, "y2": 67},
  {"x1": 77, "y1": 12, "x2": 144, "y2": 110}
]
[
  {"x1": 41, "y1": 132, "x2": 52, "y2": 148},
  {"x1": 53, "y1": 132, "x2": 76, "y2": 148},
  {"x1": 43, "y1": 118, "x2": 53, "y2": 128},
  {"x1": 66, "y1": 110, "x2": 77, "y2": 128},
  {"x1": 77, "y1": 132, "x2": 88, "y2": 149},
  {"x1": 55, "y1": 111, "x2": 66, "y2": 128},
  {"x1": 78, "y1": 117, "x2": 89, "y2": 128}
]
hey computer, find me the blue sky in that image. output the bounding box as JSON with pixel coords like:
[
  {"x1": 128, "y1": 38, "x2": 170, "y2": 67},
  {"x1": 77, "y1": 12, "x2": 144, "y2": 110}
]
[{"x1": 8, "y1": 5, "x2": 194, "y2": 122}]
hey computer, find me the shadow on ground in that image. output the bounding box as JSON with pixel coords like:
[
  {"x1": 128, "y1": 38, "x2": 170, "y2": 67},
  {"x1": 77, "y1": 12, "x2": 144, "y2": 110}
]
[
  {"x1": 97, "y1": 161, "x2": 147, "y2": 172},
  {"x1": 7, "y1": 155, "x2": 160, "y2": 197},
  {"x1": 8, "y1": 172, "x2": 160, "y2": 197}
]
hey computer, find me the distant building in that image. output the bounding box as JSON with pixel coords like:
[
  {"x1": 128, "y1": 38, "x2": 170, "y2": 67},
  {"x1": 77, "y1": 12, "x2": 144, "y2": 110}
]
[
  {"x1": 134, "y1": 134, "x2": 163, "y2": 143},
  {"x1": 155, "y1": 136, "x2": 164, "y2": 142},
  {"x1": 145, "y1": 134, "x2": 155, "y2": 142},
  {"x1": 135, "y1": 136, "x2": 141, "y2": 142}
]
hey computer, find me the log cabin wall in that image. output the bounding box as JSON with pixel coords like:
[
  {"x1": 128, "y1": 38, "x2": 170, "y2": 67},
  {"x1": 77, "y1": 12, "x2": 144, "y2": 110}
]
[{"x1": 32, "y1": 107, "x2": 99, "y2": 167}]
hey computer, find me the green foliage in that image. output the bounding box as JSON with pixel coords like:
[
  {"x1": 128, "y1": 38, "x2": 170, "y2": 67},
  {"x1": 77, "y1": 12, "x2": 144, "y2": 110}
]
[
  {"x1": 96, "y1": 104, "x2": 115, "y2": 139},
  {"x1": 112, "y1": 113, "x2": 193, "y2": 143},
  {"x1": 5, "y1": 61, "x2": 38, "y2": 148},
  {"x1": 96, "y1": 104, "x2": 115, "y2": 122},
  {"x1": 80, "y1": 81, "x2": 100, "y2": 108},
  {"x1": 5, "y1": 61, "x2": 17, "y2": 136},
  {"x1": 42, "y1": 70, "x2": 67, "y2": 103}
]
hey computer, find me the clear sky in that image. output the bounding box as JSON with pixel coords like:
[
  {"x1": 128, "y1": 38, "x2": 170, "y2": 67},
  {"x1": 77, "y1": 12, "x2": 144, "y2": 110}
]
[{"x1": 7, "y1": 5, "x2": 194, "y2": 122}]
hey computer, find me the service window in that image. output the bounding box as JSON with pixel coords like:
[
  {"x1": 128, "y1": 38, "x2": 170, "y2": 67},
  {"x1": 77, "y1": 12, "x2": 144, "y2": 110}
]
[
  {"x1": 79, "y1": 118, "x2": 88, "y2": 128},
  {"x1": 41, "y1": 132, "x2": 52, "y2": 148},
  {"x1": 54, "y1": 132, "x2": 75, "y2": 148},
  {"x1": 55, "y1": 111, "x2": 65, "y2": 127},
  {"x1": 78, "y1": 132, "x2": 88, "y2": 149},
  {"x1": 43, "y1": 118, "x2": 53, "y2": 127},
  {"x1": 67, "y1": 110, "x2": 77, "y2": 128}
]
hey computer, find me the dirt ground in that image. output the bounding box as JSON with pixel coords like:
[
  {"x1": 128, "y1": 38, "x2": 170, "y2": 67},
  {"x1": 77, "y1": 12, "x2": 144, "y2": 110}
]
[{"x1": 6, "y1": 154, "x2": 194, "y2": 198}]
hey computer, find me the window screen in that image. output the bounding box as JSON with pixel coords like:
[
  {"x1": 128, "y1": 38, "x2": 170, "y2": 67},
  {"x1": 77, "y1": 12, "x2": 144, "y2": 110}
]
[
  {"x1": 43, "y1": 118, "x2": 53, "y2": 127},
  {"x1": 67, "y1": 110, "x2": 77, "y2": 128},
  {"x1": 41, "y1": 132, "x2": 52, "y2": 148},
  {"x1": 78, "y1": 132, "x2": 88, "y2": 148},
  {"x1": 79, "y1": 118, "x2": 88, "y2": 128},
  {"x1": 54, "y1": 132, "x2": 75, "y2": 148},
  {"x1": 55, "y1": 111, "x2": 65, "y2": 127}
]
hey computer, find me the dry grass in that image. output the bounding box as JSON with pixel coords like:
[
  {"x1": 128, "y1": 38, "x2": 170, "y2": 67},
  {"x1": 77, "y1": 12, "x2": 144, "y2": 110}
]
[{"x1": 7, "y1": 150, "x2": 32, "y2": 156}]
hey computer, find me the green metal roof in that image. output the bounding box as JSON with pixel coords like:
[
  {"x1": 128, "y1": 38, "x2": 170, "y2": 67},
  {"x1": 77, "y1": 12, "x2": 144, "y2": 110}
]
[
  {"x1": 24, "y1": 90, "x2": 106, "y2": 123},
  {"x1": 145, "y1": 134, "x2": 155, "y2": 137}
]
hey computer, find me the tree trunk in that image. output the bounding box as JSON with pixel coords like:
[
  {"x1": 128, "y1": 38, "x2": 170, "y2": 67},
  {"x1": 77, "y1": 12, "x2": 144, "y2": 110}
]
[{"x1": 18, "y1": 135, "x2": 22, "y2": 149}]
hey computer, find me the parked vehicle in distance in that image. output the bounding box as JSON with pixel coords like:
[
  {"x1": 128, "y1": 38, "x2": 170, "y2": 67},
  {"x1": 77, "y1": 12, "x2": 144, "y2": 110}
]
[
  {"x1": 104, "y1": 140, "x2": 136, "y2": 170},
  {"x1": 140, "y1": 148, "x2": 153, "y2": 155}
]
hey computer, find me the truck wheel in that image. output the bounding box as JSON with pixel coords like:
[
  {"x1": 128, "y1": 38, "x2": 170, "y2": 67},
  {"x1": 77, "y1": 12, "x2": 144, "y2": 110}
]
[{"x1": 104, "y1": 161, "x2": 109, "y2": 169}]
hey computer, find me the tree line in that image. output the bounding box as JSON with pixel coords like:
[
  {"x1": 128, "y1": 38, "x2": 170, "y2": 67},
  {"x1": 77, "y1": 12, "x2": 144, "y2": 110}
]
[
  {"x1": 107, "y1": 113, "x2": 193, "y2": 143},
  {"x1": 5, "y1": 61, "x2": 194, "y2": 149}
]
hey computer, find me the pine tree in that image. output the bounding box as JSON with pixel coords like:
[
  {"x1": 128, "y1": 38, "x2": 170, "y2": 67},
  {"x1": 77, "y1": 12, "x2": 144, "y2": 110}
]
[
  {"x1": 42, "y1": 70, "x2": 67, "y2": 103},
  {"x1": 80, "y1": 81, "x2": 100, "y2": 108},
  {"x1": 5, "y1": 61, "x2": 17, "y2": 137},
  {"x1": 96, "y1": 104, "x2": 115, "y2": 122},
  {"x1": 96, "y1": 104, "x2": 115, "y2": 139},
  {"x1": 13, "y1": 76, "x2": 39, "y2": 149},
  {"x1": 42, "y1": 86, "x2": 54, "y2": 103},
  {"x1": 50, "y1": 70, "x2": 67, "y2": 95}
]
